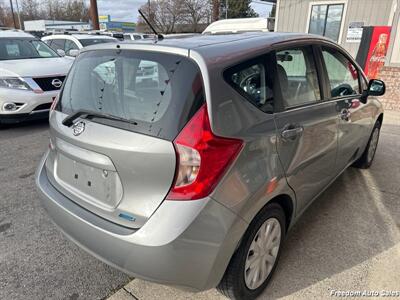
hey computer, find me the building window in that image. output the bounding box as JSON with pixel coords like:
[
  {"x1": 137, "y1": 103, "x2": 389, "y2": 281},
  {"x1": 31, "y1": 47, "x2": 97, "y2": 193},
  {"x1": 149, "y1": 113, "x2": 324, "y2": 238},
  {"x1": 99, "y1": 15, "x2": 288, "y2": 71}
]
[{"x1": 308, "y1": 3, "x2": 344, "y2": 42}]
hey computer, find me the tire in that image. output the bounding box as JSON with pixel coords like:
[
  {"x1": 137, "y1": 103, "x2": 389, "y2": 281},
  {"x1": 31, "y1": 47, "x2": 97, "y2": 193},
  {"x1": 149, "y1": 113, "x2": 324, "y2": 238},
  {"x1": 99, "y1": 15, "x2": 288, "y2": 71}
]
[
  {"x1": 353, "y1": 120, "x2": 381, "y2": 169},
  {"x1": 217, "y1": 203, "x2": 286, "y2": 300}
]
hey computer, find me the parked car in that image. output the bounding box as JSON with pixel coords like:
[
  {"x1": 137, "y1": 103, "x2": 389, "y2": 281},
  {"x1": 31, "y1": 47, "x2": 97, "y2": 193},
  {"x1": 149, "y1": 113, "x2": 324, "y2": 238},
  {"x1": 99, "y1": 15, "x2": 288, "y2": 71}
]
[
  {"x1": 203, "y1": 17, "x2": 270, "y2": 34},
  {"x1": 36, "y1": 33, "x2": 385, "y2": 299},
  {"x1": 0, "y1": 30, "x2": 73, "y2": 125},
  {"x1": 123, "y1": 33, "x2": 153, "y2": 40},
  {"x1": 42, "y1": 33, "x2": 117, "y2": 57}
]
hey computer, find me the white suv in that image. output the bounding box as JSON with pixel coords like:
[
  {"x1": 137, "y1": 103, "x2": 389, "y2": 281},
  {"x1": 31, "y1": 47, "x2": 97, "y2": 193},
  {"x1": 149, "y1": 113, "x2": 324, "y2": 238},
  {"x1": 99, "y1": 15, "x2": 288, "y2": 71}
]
[
  {"x1": 0, "y1": 30, "x2": 73, "y2": 125},
  {"x1": 42, "y1": 33, "x2": 117, "y2": 57}
]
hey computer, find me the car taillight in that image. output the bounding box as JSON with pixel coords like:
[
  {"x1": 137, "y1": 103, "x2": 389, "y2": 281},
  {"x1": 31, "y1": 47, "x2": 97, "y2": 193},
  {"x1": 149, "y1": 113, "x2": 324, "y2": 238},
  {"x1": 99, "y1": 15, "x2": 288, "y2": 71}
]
[{"x1": 166, "y1": 104, "x2": 243, "y2": 200}]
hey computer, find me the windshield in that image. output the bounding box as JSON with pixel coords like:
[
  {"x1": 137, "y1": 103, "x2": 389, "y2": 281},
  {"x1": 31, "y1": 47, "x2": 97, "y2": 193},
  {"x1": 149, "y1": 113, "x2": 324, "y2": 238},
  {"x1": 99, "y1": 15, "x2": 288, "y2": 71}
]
[
  {"x1": 0, "y1": 38, "x2": 59, "y2": 60},
  {"x1": 59, "y1": 49, "x2": 204, "y2": 140},
  {"x1": 79, "y1": 38, "x2": 116, "y2": 47}
]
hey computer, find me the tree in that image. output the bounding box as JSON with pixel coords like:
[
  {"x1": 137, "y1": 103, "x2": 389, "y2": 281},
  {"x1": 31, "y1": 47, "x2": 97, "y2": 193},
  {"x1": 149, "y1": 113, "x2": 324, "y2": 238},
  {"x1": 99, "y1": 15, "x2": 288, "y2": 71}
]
[
  {"x1": 65, "y1": 0, "x2": 89, "y2": 21},
  {"x1": 269, "y1": 3, "x2": 276, "y2": 18},
  {"x1": 138, "y1": 0, "x2": 185, "y2": 34},
  {"x1": 182, "y1": 0, "x2": 211, "y2": 32},
  {"x1": 138, "y1": 0, "x2": 212, "y2": 33},
  {"x1": 212, "y1": 0, "x2": 219, "y2": 21},
  {"x1": 20, "y1": 0, "x2": 89, "y2": 22},
  {"x1": 221, "y1": 0, "x2": 258, "y2": 19},
  {"x1": 21, "y1": 0, "x2": 42, "y2": 21},
  {"x1": 0, "y1": 2, "x2": 19, "y2": 28},
  {"x1": 0, "y1": 3, "x2": 11, "y2": 27}
]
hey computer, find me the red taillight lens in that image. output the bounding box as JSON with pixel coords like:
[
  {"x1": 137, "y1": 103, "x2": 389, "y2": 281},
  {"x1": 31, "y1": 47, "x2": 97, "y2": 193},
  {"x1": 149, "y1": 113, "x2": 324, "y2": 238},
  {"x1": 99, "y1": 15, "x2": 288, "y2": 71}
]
[{"x1": 167, "y1": 104, "x2": 243, "y2": 200}]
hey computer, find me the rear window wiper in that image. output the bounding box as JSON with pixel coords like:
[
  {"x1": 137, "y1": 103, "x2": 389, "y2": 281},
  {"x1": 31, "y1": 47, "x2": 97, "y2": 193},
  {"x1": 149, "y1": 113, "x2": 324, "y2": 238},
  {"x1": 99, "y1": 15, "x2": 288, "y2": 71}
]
[{"x1": 62, "y1": 110, "x2": 137, "y2": 127}]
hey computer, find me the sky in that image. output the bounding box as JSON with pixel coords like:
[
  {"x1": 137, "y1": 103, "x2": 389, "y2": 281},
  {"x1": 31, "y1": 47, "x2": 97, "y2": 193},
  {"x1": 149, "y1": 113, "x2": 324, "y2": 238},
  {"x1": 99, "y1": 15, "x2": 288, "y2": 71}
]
[
  {"x1": 2, "y1": 0, "x2": 273, "y2": 23},
  {"x1": 96, "y1": 0, "x2": 273, "y2": 22}
]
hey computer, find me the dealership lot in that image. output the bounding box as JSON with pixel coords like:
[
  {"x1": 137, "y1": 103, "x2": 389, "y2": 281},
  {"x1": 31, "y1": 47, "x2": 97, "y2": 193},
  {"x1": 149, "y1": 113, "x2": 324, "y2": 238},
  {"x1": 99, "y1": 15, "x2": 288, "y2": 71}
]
[
  {"x1": 1, "y1": 112, "x2": 399, "y2": 300},
  {"x1": 0, "y1": 120, "x2": 130, "y2": 300}
]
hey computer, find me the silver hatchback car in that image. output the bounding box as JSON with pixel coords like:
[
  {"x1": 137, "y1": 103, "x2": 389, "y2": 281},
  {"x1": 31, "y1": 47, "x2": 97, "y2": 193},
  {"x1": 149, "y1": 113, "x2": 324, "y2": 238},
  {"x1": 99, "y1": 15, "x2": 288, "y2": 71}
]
[{"x1": 36, "y1": 33, "x2": 385, "y2": 299}]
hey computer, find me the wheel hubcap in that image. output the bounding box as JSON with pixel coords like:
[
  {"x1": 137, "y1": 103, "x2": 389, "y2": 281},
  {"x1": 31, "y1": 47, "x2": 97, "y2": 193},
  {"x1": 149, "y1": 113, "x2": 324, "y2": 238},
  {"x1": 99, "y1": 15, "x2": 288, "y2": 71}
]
[
  {"x1": 367, "y1": 127, "x2": 379, "y2": 163},
  {"x1": 244, "y1": 218, "x2": 281, "y2": 290}
]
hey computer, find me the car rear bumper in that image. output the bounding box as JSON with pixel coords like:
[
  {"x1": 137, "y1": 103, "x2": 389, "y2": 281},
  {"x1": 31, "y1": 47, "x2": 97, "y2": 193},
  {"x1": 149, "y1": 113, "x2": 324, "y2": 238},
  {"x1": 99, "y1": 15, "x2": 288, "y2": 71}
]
[{"x1": 35, "y1": 151, "x2": 248, "y2": 291}]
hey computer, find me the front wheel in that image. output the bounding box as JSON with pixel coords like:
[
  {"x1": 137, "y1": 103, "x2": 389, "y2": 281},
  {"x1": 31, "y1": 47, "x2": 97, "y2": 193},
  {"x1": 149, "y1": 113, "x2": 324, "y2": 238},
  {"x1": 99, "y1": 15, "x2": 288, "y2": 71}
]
[
  {"x1": 353, "y1": 121, "x2": 381, "y2": 169},
  {"x1": 217, "y1": 203, "x2": 286, "y2": 300}
]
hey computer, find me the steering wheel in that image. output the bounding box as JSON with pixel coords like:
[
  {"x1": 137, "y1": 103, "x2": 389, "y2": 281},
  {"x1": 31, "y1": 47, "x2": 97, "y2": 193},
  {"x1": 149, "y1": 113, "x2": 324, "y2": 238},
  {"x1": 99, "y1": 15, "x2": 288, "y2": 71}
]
[
  {"x1": 239, "y1": 73, "x2": 259, "y2": 97},
  {"x1": 331, "y1": 83, "x2": 354, "y2": 97}
]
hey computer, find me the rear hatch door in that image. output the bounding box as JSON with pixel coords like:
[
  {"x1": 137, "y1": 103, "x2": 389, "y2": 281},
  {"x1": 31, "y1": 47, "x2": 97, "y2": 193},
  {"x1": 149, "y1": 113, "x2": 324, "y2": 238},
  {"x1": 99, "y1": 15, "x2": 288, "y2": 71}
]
[{"x1": 45, "y1": 48, "x2": 204, "y2": 228}]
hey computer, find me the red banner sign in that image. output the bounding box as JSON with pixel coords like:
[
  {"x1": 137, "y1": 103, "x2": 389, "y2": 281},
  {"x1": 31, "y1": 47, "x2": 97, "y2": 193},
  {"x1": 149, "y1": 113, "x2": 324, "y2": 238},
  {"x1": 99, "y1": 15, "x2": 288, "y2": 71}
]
[{"x1": 364, "y1": 26, "x2": 391, "y2": 79}]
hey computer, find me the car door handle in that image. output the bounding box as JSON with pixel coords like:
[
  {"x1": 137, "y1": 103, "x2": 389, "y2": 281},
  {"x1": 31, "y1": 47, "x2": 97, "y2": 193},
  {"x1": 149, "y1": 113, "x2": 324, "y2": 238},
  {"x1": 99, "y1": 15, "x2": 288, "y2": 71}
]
[
  {"x1": 281, "y1": 125, "x2": 304, "y2": 140},
  {"x1": 340, "y1": 108, "x2": 351, "y2": 121}
]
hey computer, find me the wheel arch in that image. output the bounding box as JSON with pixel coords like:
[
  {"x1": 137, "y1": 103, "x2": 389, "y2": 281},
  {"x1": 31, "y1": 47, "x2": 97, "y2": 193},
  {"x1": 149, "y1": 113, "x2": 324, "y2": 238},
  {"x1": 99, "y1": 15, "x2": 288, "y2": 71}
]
[
  {"x1": 376, "y1": 113, "x2": 384, "y2": 127},
  {"x1": 267, "y1": 194, "x2": 295, "y2": 232}
]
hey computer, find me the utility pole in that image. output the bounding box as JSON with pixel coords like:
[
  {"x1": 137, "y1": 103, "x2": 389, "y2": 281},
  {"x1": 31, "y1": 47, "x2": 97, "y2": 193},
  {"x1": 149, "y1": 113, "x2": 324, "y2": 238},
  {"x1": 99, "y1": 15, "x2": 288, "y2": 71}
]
[
  {"x1": 225, "y1": 0, "x2": 228, "y2": 19},
  {"x1": 15, "y1": 0, "x2": 22, "y2": 29},
  {"x1": 9, "y1": 0, "x2": 17, "y2": 28},
  {"x1": 212, "y1": 0, "x2": 220, "y2": 22},
  {"x1": 90, "y1": 0, "x2": 100, "y2": 30}
]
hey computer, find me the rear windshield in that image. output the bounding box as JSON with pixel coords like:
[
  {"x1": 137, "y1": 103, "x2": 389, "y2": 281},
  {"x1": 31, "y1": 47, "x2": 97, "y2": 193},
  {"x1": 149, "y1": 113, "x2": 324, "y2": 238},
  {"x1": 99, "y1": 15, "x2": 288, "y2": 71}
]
[
  {"x1": 79, "y1": 39, "x2": 116, "y2": 47},
  {"x1": 58, "y1": 49, "x2": 204, "y2": 140}
]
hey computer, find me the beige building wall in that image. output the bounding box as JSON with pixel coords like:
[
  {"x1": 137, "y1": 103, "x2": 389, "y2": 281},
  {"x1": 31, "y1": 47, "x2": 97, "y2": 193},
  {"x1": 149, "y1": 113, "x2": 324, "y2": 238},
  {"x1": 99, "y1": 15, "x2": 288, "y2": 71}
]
[
  {"x1": 387, "y1": 0, "x2": 400, "y2": 66},
  {"x1": 276, "y1": 0, "x2": 396, "y2": 58}
]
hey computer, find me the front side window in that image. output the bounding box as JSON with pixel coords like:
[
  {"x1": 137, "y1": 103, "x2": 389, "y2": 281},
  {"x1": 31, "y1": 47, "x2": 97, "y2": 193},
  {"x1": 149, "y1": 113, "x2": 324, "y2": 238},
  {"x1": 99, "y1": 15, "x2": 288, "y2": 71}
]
[
  {"x1": 49, "y1": 39, "x2": 65, "y2": 51},
  {"x1": 322, "y1": 47, "x2": 360, "y2": 98},
  {"x1": 0, "y1": 38, "x2": 58, "y2": 60},
  {"x1": 64, "y1": 40, "x2": 79, "y2": 55},
  {"x1": 276, "y1": 47, "x2": 321, "y2": 108},
  {"x1": 226, "y1": 60, "x2": 273, "y2": 113},
  {"x1": 308, "y1": 3, "x2": 344, "y2": 42},
  {"x1": 59, "y1": 50, "x2": 204, "y2": 140}
]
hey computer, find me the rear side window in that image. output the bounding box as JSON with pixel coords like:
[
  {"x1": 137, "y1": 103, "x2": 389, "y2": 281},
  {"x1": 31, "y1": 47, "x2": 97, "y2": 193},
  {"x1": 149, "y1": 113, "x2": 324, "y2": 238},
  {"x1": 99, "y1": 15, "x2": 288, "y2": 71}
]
[
  {"x1": 225, "y1": 59, "x2": 273, "y2": 113},
  {"x1": 59, "y1": 50, "x2": 204, "y2": 141},
  {"x1": 322, "y1": 47, "x2": 360, "y2": 97},
  {"x1": 276, "y1": 46, "x2": 321, "y2": 108}
]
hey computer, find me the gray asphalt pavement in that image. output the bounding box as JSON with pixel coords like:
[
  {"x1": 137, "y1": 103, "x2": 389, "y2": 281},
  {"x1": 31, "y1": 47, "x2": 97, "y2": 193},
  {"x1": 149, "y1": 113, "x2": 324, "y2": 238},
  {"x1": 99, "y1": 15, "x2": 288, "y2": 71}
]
[
  {"x1": 0, "y1": 120, "x2": 130, "y2": 300},
  {"x1": 108, "y1": 111, "x2": 400, "y2": 299},
  {"x1": 1, "y1": 112, "x2": 399, "y2": 300}
]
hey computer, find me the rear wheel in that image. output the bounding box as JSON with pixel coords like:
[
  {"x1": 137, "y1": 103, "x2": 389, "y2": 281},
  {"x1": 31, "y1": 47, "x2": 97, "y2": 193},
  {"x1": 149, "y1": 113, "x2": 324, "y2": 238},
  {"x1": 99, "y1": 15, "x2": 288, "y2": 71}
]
[
  {"x1": 217, "y1": 203, "x2": 286, "y2": 300},
  {"x1": 353, "y1": 121, "x2": 381, "y2": 169}
]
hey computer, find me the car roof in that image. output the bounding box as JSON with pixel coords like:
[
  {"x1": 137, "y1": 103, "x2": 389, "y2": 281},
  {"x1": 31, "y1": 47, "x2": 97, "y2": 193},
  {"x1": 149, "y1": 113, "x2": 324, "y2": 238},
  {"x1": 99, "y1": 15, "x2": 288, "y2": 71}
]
[
  {"x1": 81, "y1": 32, "x2": 334, "y2": 64},
  {"x1": 134, "y1": 32, "x2": 328, "y2": 49},
  {"x1": 73, "y1": 34, "x2": 116, "y2": 40},
  {"x1": 0, "y1": 30, "x2": 35, "y2": 38},
  {"x1": 44, "y1": 34, "x2": 116, "y2": 40}
]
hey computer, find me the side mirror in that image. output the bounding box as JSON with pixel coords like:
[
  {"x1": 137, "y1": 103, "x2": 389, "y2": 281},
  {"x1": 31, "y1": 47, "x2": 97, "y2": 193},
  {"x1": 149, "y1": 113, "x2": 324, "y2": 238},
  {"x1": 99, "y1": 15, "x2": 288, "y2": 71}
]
[
  {"x1": 68, "y1": 49, "x2": 80, "y2": 57},
  {"x1": 367, "y1": 79, "x2": 385, "y2": 96},
  {"x1": 56, "y1": 49, "x2": 66, "y2": 57}
]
